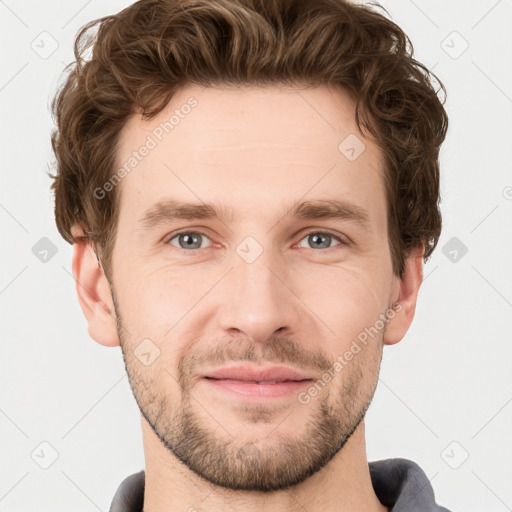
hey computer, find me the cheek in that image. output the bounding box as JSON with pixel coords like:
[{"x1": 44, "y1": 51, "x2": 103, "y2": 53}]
[
  {"x1": 116, "y1": 262, "x2": 190, "y2": 328},
  {"x1": 293, "y1": 264, "x2": 387, "y2": 340},
  {"x1": 112, "y1": 277, "x2": 179, "y2": 348},
  {"x1": 116, "y1": 245, "x2": 390, "y2": 348},
  {"x1": 115, "y1": 269, "x2": 212, "y2": 373}
]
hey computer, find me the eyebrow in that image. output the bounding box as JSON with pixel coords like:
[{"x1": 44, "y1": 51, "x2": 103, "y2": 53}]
[{"x1": 137, "y1": 198, "x2": 371, "y2": 231}]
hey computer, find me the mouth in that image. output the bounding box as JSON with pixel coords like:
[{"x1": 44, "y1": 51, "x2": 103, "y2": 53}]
[{"x1": 200, "y1": 365, "x2": 315, "y2": 399}]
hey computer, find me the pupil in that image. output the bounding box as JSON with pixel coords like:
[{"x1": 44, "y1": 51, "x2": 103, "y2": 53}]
[
  {"x1": 311, "y1": 233, "x2": 329, "y2": 248},
  {"x1": 181, "y1": 234, "x2": 199, "y2": 248}
]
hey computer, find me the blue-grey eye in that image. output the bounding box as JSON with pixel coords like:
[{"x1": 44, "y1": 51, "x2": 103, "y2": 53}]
[
  {"x1": 168, "y1": 232, "x2": 211, "y2": 250},
  {"x1": 297, "y1": 232, "x2": 343, "y2": 250}
]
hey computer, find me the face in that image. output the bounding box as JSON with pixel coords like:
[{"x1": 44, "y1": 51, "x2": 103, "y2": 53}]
[{"x1": 107, "y1": 84, "x2": 401, "y2": 491}]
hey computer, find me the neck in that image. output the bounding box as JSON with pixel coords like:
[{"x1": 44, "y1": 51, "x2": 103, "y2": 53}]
[{"x1": 141, "y1": 417, "x2": 388, "y2": 512}]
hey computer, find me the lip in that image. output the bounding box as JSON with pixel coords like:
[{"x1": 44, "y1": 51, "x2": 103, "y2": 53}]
[
  {"x1": 200, "y1": 365, "x2": 314, "y2": 399},
  {"x1": 201, "y1": 365, "x2": 314, "y2": 382}
]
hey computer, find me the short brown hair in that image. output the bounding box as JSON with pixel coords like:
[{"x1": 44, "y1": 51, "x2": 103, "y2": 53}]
[{"x1": 49, "y1": 0, "x2": 448, "y2": 280}]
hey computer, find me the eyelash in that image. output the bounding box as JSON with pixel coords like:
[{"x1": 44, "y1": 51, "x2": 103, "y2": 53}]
[{"x1": 163, "y1": 229, "x2": 348, "y2": 255}]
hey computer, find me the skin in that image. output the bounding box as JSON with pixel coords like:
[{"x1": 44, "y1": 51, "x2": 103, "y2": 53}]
[{"x1": 72, "y1": 83, "x2": 423, "y2": 512}]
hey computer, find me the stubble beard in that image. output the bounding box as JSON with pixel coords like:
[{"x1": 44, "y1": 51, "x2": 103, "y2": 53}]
[{"x1": 112, "y1": 291, "x2": 384, "y2": 492}]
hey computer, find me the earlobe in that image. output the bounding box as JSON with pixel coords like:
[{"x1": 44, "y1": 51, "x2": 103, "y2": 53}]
[
  {"x1": 72, "y1": 233, "x2": 120, "y2": 347},
  {"x1": 383, "y1": 243, "x2": 424, "y2": 346}
]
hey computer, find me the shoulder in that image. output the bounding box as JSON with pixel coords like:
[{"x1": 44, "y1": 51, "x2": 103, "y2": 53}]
[
  {"x1": 369, "y1": 458, "x2": 452, "y2": 512},
  {"x1": 109, "y1": 470, "x2": 145, "y2": 512}
]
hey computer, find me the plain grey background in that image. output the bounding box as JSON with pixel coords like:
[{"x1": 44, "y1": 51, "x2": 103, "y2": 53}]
[{"x1": 0, "y1": 0, "x2": 511, "y2": 510}]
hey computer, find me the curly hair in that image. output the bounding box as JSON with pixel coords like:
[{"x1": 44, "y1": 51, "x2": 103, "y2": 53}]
[{"x1": 49, "y1": 0, "x2": 448, "y2": 280}]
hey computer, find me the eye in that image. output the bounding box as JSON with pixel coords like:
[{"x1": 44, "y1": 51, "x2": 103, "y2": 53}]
[
  {"x1": 166, "y1": 231, "x2": 212, "y2": 251},
  {"x1": 164, "y1": 229, "x2": 347, "y2": 253},
  {"x1": 296, "y1": 231, "x2": 345, "y2": 250}
]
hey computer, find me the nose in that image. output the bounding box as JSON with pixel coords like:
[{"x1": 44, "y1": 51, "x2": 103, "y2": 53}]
[{"x1": 217, "y1": 247, "x2": 302, "y2": 344}]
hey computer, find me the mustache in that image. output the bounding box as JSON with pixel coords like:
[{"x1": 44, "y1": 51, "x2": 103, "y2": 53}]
[{"x1": 177, "y1": 336, "x2": 333, "y2": 384}]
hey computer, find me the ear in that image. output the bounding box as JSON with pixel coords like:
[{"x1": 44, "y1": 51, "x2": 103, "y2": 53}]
[
  {"x1": 71, "y1": 227, "x2": 120, "y2": 347},
  {"x1": 383, "y1": 243, "x2": 424, "y2": 346}
]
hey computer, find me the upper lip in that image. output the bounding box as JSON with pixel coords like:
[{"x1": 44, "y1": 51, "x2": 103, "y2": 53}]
[{"x1": 201, "y1": 365, "x2": 314, "y2": 382}]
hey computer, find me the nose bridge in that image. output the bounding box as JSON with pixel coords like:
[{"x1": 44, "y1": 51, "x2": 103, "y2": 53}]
[{"x1": 219, "y1": 237, "x2": 299, "y2": 343}]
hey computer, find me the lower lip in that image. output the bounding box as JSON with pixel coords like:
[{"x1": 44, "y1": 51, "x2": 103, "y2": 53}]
[{"x1": 202, "y1": 378, "x2": 313, "y2": 399}]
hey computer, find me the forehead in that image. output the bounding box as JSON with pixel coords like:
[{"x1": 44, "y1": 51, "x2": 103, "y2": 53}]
[{"x1": 114, "y1": 83, "x2": 386, "y2": 232}]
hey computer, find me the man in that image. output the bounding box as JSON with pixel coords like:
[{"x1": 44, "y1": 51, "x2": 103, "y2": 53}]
[{"x1": 50, "y1": 0, "x2": 451, "y2": 510}]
